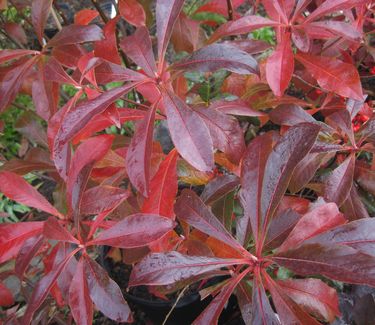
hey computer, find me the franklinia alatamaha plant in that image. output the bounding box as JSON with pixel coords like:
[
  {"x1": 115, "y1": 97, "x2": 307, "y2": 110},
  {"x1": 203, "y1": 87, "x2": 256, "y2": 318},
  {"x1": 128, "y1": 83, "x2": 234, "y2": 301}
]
[{"x1": 0, "y1": 0, "x2": 375, "y2": 324}]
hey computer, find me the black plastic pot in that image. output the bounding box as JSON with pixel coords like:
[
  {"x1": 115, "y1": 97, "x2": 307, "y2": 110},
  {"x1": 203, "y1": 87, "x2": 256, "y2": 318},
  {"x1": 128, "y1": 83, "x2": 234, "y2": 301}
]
[
  {"x1": 124, "y1": 290, "x2": 211, "y2": 325},
  {"x1": 98, "y1": 246, "x2": 212, "y2": 324}
]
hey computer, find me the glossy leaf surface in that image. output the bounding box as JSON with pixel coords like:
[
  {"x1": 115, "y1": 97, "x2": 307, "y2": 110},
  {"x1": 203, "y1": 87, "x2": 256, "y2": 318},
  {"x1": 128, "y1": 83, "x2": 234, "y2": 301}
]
[
  {"x1": 88, "y1": 213, "x2": 175, "y2": 248},
  {"x1": 0, "y1": 171, "x2": 62, "y2": 218},
  {"x1": 129, "y1": 251, "x2": 247, "y2": 286}
]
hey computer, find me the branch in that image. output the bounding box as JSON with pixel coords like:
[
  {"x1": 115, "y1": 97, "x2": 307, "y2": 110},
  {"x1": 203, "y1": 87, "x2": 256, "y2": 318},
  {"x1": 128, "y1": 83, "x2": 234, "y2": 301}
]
[
  {"x1": 91, "y1": 0, "x2": 109, "y2": 23},
  {"x1": 226, "y1": 0, "x2": 234, "y2": 21}
]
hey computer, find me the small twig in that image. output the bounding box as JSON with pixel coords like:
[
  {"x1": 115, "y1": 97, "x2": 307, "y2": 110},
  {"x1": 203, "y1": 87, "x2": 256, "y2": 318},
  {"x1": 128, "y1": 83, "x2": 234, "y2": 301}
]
[
  {"x1": 361, "y1": 75, "x2": 375, "y2": 80},
  {"x1": 91, "y1": 0, "x2": 109, "y2": 23},
  {"x1": 226, "y1": 0, "x2": 234, "y2": 20},
  {"x1": 51, "y1": 6, "x2": 62, "y2": 31},
  {"x1": 162, "y1": 286, "x2": 189, "y2": 325},
  {"x1": 53, "y1": 3, "x2": 69, "y2": 25},
  {"x1": 122, "y1": 97, "x2": 151, "y2": 110},
  {"x1": 292, "y1": 73, "x2": 322, "y2": 91},
  {"x1": 11, "y1": 101, "x2": 31, "y2": 112}
]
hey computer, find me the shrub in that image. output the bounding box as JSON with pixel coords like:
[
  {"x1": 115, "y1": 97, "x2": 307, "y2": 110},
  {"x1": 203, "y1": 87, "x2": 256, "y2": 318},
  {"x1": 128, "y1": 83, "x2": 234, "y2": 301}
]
[{"x1": 0, "y1": 0, "x2": 375, "y2": 324}]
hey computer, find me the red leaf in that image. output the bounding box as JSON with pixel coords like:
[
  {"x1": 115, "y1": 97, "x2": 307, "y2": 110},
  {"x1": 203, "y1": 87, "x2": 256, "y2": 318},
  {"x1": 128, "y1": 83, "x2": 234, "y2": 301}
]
[
  {"x1": 66, "y1": 135, "x2": 114, "y2": 219},
  {"x1": 22, "y1": 246, "x2": 78, "y2": 324},
  {"x1": 45, "y1": 56, "x2": 79, "y2": 86},
  {"x1": 276, "y1": 278, "x2": 340, "y2": 322},
  {"x1": 0, "y1": 49, "x2": 38, "y2": 65},
  {"x1": 265, "y1": 274, "x2": 322, "y2": 325},
  {"x1": 15, "y1": 235, "x2": 44, "y2": 277},
  {"x1": 172, "y1": 44, "x2": 258, "y2": 75},
  {"x1": 0, "y1": 282, "x2": 13, "y2": 307},
  {"x1": 0, "y1": 222, "x2": 44, "y2": 263},
  {"x1": 0, "y1": 57, "x2": 37, "y2": 112},
  {"x1": 262, "y1": 0, "x2": 290, "y2": 22},
  {"x1": 266, "y1": 32, "x2": 294, "y2": 96},
  {"x1": 129, "y1": 251, "x2": 247, "y2": 286},
  {"x1": 194, "y1": 106, "x2": 245, "y2": 164},
  {"x1": 258, "y1": 123, "x2": 320, "y2": 250},
  {"x1": 292, "y1": 28, "x2": 311, "y2": 52},
  {"x1": 306, "y1": 218, "x2": 375, "y2": 256},
  {"x1": 346, "y1": 96, "x2": 367, "y2": 120},
  {"x1": 192, "y1": 269, "x2": 250, "y2": 324},
  {"x1": 156, "y1": 0, "x2": 185, "y2": 62},
  {"x1": 171, "y1": 12, "x2": 202, "y2": 53},
  {"x1": 87, "y1": 213, "x2": 175, "y2": 248},
  {"x1": 303, "y1": 21, "x2": 362, "y2": 41},
  {"x1": 324, "y1": 153, "x2": 355, "y2": 207},
  {"x1": 80, "y1": 186, "x2": 129, "y2": 215},
  {"x1": 73, "y1": 107, "x2": 147, "y2": 143},
  {"x1": 251, "y1": 269, "x2": 280, "y2": 324},
  {"x1": 126, "y1": 103, "x2": 156, "y2": 197},
  {"x1": 120, "y1": 27, "x2": 157, "y2": 77},
  {"x1": 69, "y1": 258, "x2": 93, "y2": 325},
  {"x1": 48, "y1": 92, "x2": 81, "y2": 180},
  {"x1": 31, "y1": 0, "x2": 52, "y2": 45},
  {"x1": 305, "y1": 0, "x2": 369, "y2": 23},
  {"x1": 142, "y1": 149, "x2": 178, "y2": 218},
  {"x1": 210, "y1": 99, "x2": 265, "y2": 117},
  {"x1": 295, "y1": 53, "x2": 363, "y2": 100},
  {"x1": 195, "y1": 0, "x2": 244, "y2": 16},
  {"x1": 4, "y1": 22, "x2": 27, "y2": 45},
  {"x1": 52, "y1": 44, "x2": 87, "y2": 69},
  {"x1": 84, "y1": 256, "x2": 132, "y2": 322},
  {"x1": 277, "y1": 203, "x2": 346, "y2": 253},
  {"x1": 32, "y1": 62, "x2": 58, "y2": 120},
  {"x1": 209, "y1": 15, "x2": 279, "y2": 44},
  {"x1": 236, "y1": 280, "x2": 253, "y2": 324},
  {"x1": 239, "y1": 133, "x2": 274, "y2": 247},
  {"x1": 342, "y1": 185, "x2": 370, "y2": 220},
  {"x1": 200, "y1": 174, "x2": 239, "y2": 204},
  {"x1": 288, "y1": 152, "x2": 331, "y2": 193},
  {"x1": 74, "y1": 9, "x2": 99, "y2": 25},
  {"x1": 0, "y1": 171, "x2": 63, "y2": 218},
  {"x1": 95, "y1": 59, "x2": 146, "y2": 84},
  {"x1": 176, "y1": 189, "x2": 246, "y2": 254},
  {"x1": 269, "y1": 104, "x2": 316, "y2": 126},
  {"x1": 94, "y1": 17, "x2": 121, "y2": 65},
  {"x1": 46, "y1": 24, "x2": 103, "y2": 48},
  {"x1": 1, "y1": 147, "x2": 54, "y2": 175},
  {"x1": 162, "y1": 90, "x2": 214, "y2": 171},
  {"x1": 264, "y1": 208, "x2": 300, "y2": 250},
  {"x1": 326, "y1": 110, "x2": 355, "y2": 146},
  {"x1": 273, "y1": 243, "x2": 375, "y2": 287},
  {"x1": 54, "y1": 82, "x2": 140, "y2": 150},
  {"x1": 118, "y1": 0, "x2": 146, "y2": 27},
  {"x1": 43, "y1": 217, "x2": 80, "y2": 244}
]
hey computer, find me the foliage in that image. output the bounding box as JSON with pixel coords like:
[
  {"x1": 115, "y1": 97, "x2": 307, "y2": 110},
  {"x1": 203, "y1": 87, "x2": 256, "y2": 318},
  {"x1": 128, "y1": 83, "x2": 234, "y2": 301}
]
[{"x1": 0, "y1": 0, "x2": 375, "y2": 324}]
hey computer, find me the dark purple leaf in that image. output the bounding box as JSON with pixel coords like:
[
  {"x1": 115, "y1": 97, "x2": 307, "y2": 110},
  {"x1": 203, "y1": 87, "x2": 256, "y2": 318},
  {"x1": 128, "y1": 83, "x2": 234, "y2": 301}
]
[
  {"x1": 84, "y1": 256, "x2": 132, "y2": 322},
  {"x1": 126, "y1": 105, "x2": 156, "y2": 197},
  {"x1": 162, "y1": 90, "x2": 214, "y2": 171},
  {"x1": 175, "y1": 189, "x2": 245, "y2": 254},
  {"x1": 69, "y1": 258, "x2": 93, "y2": 325},
  {"x1": 129, "y1": 251, "x2": 247, "y2": 286},
  {"x1": 172, "y1": 44, "x2": 258, "y2": 75},
  {"x1": 87, "y1": 213, "x2": 175, "y2": 248},
  {"x1": 120, "y1": 26, "x2": 157, "y2": 77},
  {"x1": 273, "y1": 243, "x2": 375, "y2": 287},
  {"x1": 80, "y1": 186, "x2": 129, "y2": 215},
  {"x1": 47, "y1": 24, "x2": 103, "y2": 48},
  {"x1": 324, "y1": 153, "x2": 355, "y2": 207}
]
